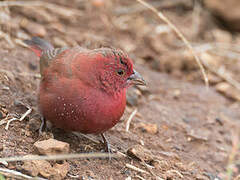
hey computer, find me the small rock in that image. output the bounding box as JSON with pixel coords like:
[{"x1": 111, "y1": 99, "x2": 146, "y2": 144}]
[
  {"x1": 153, "y1": 160, "x2": 170, "y2": 170},
  {"x1": 50, "y1": 23, "x2": 65, "y2": 33},
  {"x1": 53, "y1": 37, "x2": 68, "y2": 47},
  {"x1": 27, "y1": 118, "x2": 41, "y2": 132},
  {"x1": 158, "y1": 151, "x2": 180, "y2": 160},
  {"x1": 34, "y1": 138, "x2": 70, "y2": 155},
  {"x1": 137, "y1": 122, "x2": 158, "y2": 134},
  {"x1": 25, "y1": 137, "x2": 34, "y2": 143},
  {"x1": 187, "y1": 129, "x2": 209, "y2": 141},
  {"x1": 81, "y1": 170, "x2": 99, "y2": 180},
  {"x1": 211, "y1": 29, "x2": 232, "y2": 43},
  {"x1": 21, "y1": 19, "x2": 46, "y2": 37},
  {"x1": 22, "y1": 156, "x2": 70, "y2": 179},
  {"x1": 207, "y1": 73, "x2": 222, "y2": 85},
  {"x1": 22, "y1": 157, "x2": 52, "y2": 177},
  {"x1": 204, "y1": 0, "x2": 240, "y2": 31},
  {"x1": 53, "y1": 161, "x2": 70, "y2": 180},
  {"x1": 14, "y1": 100, "x2": 28, "y2": 112},
  {"x1": 199, "y1": 52, "x2": 220, "y2": 67},
  {"x1": 92, "y1": 0, "x2": 105, "y2": 8},
  {"x1": 172, "y1": 89, "x2": 181, "y2": 99},
  {"x1": 182, "y1": 117, "x2": 198, "y2": 124},
  {"x1": 215, "y1": 82, "x2": 240, "y2": 101},
  {"x1": 127, "y1": 145, "x2": 155, "y2": 164}
]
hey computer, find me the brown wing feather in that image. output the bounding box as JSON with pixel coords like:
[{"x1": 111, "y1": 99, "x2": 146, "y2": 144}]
[{"x1": 40, "y1": 47, "x2": 68, "y2": 76}]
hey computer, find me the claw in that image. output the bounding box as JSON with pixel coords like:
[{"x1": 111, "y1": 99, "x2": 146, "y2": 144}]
[
  {"x1": 100, "y1": 133, "x2": 112, "y2": 160},
  {"x1": 39, "y1": 116, "x2": 46, "y2": 135}
]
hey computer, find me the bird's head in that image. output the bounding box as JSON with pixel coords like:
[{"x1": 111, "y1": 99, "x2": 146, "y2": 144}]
[{"x1": 93, "y1": 48, "x2": 146, "y2": 95}]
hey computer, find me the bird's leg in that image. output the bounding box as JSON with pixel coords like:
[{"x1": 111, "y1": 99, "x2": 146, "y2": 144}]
[
  {"x1": 39, "y1": 116, "x2": 46, "y2": 135},
  {"x1": 100, "y1": 133, "x2": 112, "y2": 154}
]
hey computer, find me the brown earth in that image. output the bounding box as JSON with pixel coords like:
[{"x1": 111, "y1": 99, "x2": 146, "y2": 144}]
[{"x1": 0, "y1": 0, "x2": 240, "y2": 179}]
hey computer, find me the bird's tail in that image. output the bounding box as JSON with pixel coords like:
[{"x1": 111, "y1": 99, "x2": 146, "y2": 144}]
[{"x1": 24, "y1": 37, "x2": 54, "y2": 57}]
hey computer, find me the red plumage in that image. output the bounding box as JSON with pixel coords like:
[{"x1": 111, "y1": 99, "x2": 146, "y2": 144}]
[{"x1": 25, "y1": 37, "x2": 145, "y2": 137}]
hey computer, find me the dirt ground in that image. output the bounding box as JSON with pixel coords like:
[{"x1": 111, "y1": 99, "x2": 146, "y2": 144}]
[{"x1": 0, "y1": 0, "x2": 240, "y2": 179}]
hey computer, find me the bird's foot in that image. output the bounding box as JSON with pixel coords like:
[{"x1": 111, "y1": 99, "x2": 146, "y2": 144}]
[
  {"x1": 100, "y1": 133, "x2": 112, "y2": 160},
  {"x1": 39, "y1": 116, "x2": 46, "y2": 135}
]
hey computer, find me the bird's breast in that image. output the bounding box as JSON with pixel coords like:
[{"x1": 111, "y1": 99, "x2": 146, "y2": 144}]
[{"x1": 39, "y1": 79, "x2": 126, "y2": 134}]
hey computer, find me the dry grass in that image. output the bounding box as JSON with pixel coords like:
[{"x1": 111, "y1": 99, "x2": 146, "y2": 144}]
[{"x1": 135, "y1": 0, "x2": 209, "y2": 87}]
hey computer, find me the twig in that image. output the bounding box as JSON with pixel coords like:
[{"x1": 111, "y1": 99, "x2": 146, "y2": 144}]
[
  {"x1": 0, "y1": 167, "x2": 46, "y2": 180},
  {"x1": 115, "y1": 0, "x2": 190, "y2": 15},
  {"x1": 201, "y1": 60, "x2": 240, "y2": 91},
  {"x1": 0, "y1": 30, "x2": 14, "y2": 48},
  {"x1": 15, "y1": 38, "x2": 28, "y2": 48},
  {"x1": 135, "y1": 175, "x2": 146, "y2": 180},
  {"x1": 0, "y1": 114, "x2": 16, "y2": 126},
  {"x1": 126, "y1": 163, "x2": 149, "y2": 174},
  {"x1": 125, "y1": 108, "x2": 137, "y2": 132},
  {"x1": 4, "y1": 107, "x2": 32, "y2": 130},
  {"x1": 140, "y1": 161, "x2": 156, "y2": 177},
  {"x1": 166, "y1": 169, "x2": 184, "y2": 178},
  {"x1": 0, "y1": 153, "x2": 119, "y2": 163},
  {"x1": 135, "y1": 0, "x2": 209, "y2": 87}
]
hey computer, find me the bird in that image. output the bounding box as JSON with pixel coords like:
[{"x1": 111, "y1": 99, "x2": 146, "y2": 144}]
[{"x1": 24, "y1": 37, "x2": 146, "y2": 152}]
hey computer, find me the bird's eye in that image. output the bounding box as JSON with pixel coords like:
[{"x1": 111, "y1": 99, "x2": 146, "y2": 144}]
[
  {"x1": 117, "y1": 69, "x2": 125, "y2": 76},
  {"x1": 120, "y1": 59, "x2": 124, "y2": 65}
]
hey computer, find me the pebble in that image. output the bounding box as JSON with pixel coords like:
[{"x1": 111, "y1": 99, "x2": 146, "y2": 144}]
[
  {"x1": 34, "y1": 138, "x2": 70, "y2": 155},
  {"x1": 21, "y1": 19, "x2": 46, "y2": 37},
  {"x1": 137, "y1": 122, "x2": 158, "y2": 134}
]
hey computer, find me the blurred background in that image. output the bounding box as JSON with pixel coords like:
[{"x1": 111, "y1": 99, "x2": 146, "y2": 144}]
[{"x1": 0, "y1": 0, "x2": 240, "y2": 179}]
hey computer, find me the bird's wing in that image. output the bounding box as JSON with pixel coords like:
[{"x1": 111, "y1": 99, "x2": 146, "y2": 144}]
[
  {"x1": 40, "y1": 47, "x2": 69, "y2": 76},
  {"x1": 24, "y1": 37, "x2": 69, "y2": 76}
]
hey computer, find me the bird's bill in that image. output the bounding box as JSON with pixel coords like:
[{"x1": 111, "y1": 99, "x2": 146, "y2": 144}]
[{"x1": 128, "y1": 70, "x2": 146, "y2": 86}]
